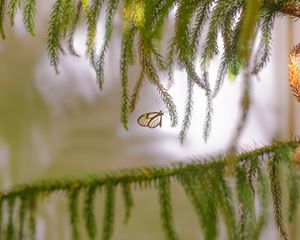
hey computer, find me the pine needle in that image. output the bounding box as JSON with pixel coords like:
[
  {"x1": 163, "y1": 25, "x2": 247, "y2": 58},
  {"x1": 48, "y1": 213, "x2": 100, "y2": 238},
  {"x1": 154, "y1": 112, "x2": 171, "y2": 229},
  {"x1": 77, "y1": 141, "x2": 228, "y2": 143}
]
[
  {"x1": 68, "y1": 187, "x2": 80, "y2": 240},
  {"x1": 86, "y1": 0, "x2": 103, "y2": 55},
  {"x1": 129, "y1": 68, "x2": 145, "y2": 113},
  {"x1": 253, "y1": 165, "x2": 269, "y2": 239},
  {"x1": 0, "y1": 0, "x2": 6, "y2": 39},
  {"x1": 179, "y1": 171, "x2": 218, "y2": 240},
  {"x1": 96, "y1": 0, "x2": 120, "y2": 89},
  {"x1": 28, "y1": 197, "x2": 36, "y2": 240},
  {"x1": 252, "y1": 11, "x2": 275, "y2": 74},
  {"x1": 268, "y1": 154, "x2": 288, "y2": 240},
  {"x1": 211, "y1": 164, "x2": 237, "y2": 240},
  {"x1": 7, "y1": 198, "x2": 16, "y2": 240},
  {"x1": 47, "y1": 0, "x2": 65, "y2": 74},
  {"x1": 23, "y1": 0, "x2": 36, "y2": 36},
  {"x1": 235, "y1": 162, "x2": 256, "y2": 240},
  {"x1": 120, "y1": 23, "x2": 136, "y2": 130},
  {"x1": 158, "y1": 177, "x2": 179, "y2": 240},
  {"x1": 102, "y1": 184, "x2": 115, "y2": 240},
  {"x1": 18, "y1": 197, "x2": 27, "y2": 240},
  {"x1": 138, "y1": 35, "x2": 178, "y2": 127},
  {"x1": 179, "y1": 76, "x2": 194, "y2": 144},
  {"x1": 84, "y1": 185, "x2": 98, "y2": 240},
  {"x1": 7, "y1": 0, "x2": 19, "y2": 26},
  {"x1": 61, "y1": 0, "x2": 75, "y2": 37},
  {"x1": 67, "y1": 1, "x2": 81, "y2": 57},
  {"x1": 121, "y1": 183, "x2": 134, "y2": 224}
]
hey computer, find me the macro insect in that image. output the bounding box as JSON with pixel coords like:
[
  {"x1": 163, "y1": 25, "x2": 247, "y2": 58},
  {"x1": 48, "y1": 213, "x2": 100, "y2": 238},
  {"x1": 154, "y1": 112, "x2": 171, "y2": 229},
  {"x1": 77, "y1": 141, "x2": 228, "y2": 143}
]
[{"x1": 137, "y1": 111, "x2": 163, "y2": 128}]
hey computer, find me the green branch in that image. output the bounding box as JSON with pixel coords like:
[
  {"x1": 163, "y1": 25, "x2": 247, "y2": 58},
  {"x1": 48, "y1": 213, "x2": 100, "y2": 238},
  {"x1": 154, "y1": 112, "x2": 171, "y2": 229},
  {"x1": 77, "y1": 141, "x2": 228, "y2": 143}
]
[
  {"x1": 0, "y1": 0, "x2": 294, "y2": 142},
  {"x1": 0, "y1": 140, "x2": 299, "y2": 239}
]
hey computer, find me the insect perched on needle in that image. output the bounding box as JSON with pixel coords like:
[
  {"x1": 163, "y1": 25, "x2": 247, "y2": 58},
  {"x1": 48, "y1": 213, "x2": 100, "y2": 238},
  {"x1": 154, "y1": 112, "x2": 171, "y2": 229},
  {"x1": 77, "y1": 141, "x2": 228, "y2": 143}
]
[{"x1": 137, "y1": 111, "x2": 163, "y2": 128}]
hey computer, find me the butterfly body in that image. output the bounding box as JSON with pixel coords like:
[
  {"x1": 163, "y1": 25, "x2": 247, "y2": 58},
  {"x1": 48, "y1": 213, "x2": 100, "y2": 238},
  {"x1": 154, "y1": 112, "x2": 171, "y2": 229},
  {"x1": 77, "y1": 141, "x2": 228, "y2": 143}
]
[{"x1": 137, "y1": 111, "x2": 163, "y2": 128}]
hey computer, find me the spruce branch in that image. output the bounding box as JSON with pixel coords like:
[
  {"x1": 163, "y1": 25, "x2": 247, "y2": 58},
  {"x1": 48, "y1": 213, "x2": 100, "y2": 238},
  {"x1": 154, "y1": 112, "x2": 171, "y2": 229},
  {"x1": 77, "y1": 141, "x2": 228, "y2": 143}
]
[
  {"x1": 7, "y1": 198, "x2": 16, "y2": 240},
  {"x1": 173, "y1": 0, "x2": 198, "y2": 63},
  {"x1": 202, "y1": 70, "x2": 213, "y2": 142},
  {"x1": 86, "y1": 0, "x2": 103, "y2": 56},
  {"x1": 253, "y1": 165, "x2": 269, "y2": 239},
  {"x1": 102, "y1": 184, "x2": 115, "y2": 240},
  {"x1": 68, "y1": 187, "x2": 80, "y2": 240},
  {"x1": 210, "y1": 164, "x2": 237, "y2": 240},
  {"x1": 128, "y1": 68, "x2": 145, "y2": 113},
  {"x1": 230, "y1": 66, "x2": 251, "y2": 151},
  {"x1": 0, "y1": 0, "x2": 295, "y2": 141},
  {"x1": 1, "y1": 141, "x2": 298, "y2": 200},
  {"x1": 276, "y1": 146, "x2": 300, "y2": 222},
  {"x1": 268, "y1": 152, "x2": 288, "y2": 240},
  {"x1": 235, "y1": 162, "x2": 256, "y2": 240},
  {"x1": 166, "y1": 39, "x2": 176, "y2": 89},
  {"x1": 96, "y1": 0, "x2": 119, "y2": 89},
  {"x1": 67, "y1": 1, "x2": 81, "y2": 57},
  {"x1": 179, "y1": 77, "x2": 194, "y2": 144},
  {"x1": 28, "y1": 197, "x2": 36, "y2": 240},
  {"x1": 149, "y1": 40, "x2": 167, "y2": 71},
  {"x1": 47, "y1": 0, "x2": 65, "y2": 74},
  {"x1": 61, "y1": 0, "x2": 75, "y2": 38},
  {"x1": 173, "y1": 0, "x2": 214, "y2": 139},
  {"x1": 18, "y1": 196, "x2": 27, "y2": 240},
  {"x1": 190, "y1": 0, "x2": 213, "y2": 57},
  {"x1": 201, "y1": 0, "x2": 229, "y2": 68},
  {"x1": 213, "y1": 8, "x2": 243, "y2": 98},
  {"x1": 23, "y1": 0, "x2": 36, "y2": 36},
  {"x1": 138, "y1": 36, "x2": 178, "y2": 127},
  {"x1": 252, "y1": 10, "x2": 275, "y2": 74},
  {"x1": 0, "y1": 141, "x2": 298, "y2": 239},
  {"x1": 7, "y1": 0, "x2": 19, "y2": 26},
  {"x1": 0, "y1": 0, "x2": 6, "y2": 39},
  {"x1": 158, "y1": 177, "x2": 179, "y2": 240},
  {"x1": 84, "y1": 185, "x2": 98, "y2": 240},
  {"x1": 145, "y1": 0, "x2": 175, "y2": 41},
  {"x1": 120, "y1": 22, "x2": 136, "y2": 130},
  {"x1": 179, "y1": 169, "x2": 218, "y2": 240},
  {"x1": 121, "y1": 183, "x2": 134, "y2": 224},
  {"x1": 286, "y1": 159, "x2": 300, "y2": 223}
]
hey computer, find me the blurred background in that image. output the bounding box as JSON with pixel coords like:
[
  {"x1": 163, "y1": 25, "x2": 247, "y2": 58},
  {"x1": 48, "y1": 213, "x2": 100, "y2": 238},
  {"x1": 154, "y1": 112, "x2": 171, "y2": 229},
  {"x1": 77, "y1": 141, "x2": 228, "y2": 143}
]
[{"x1": 0, "y1": 1, "x2": 299, "y2": 239}]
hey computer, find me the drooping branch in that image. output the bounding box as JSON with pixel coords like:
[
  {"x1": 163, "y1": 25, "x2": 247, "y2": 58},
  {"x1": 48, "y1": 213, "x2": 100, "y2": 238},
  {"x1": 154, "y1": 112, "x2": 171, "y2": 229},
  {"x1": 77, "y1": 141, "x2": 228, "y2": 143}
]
[
  {"x1": 0, "y1": 140, "x2": 299, "y2": 239},
  {"x1": 0, "y1": 0, "x2": 295, "y2": 142}
]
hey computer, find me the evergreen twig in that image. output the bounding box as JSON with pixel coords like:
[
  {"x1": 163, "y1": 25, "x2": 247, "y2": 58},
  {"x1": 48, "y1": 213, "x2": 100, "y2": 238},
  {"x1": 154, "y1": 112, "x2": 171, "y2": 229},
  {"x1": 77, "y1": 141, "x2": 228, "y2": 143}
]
[
  {"x1": 158, "y1": 177, "x2": 179, "y2": 240},
  {"x1": 0, "y1": 0, "x2": 6, "y2": 39},
  {"x1": 0, "y1": 141, "x2": 297, "y2": 239},
  {"x1": 68, "y1": 187, "x2": 80, "y2": 240},
  {"x1": 121, "y1": 183, "x2": 134, "y2": 224},
  {"x1": 47, "y1": 0, "x2": 65, "y2": 74},
  {"x1": 84, "y1": 185, "x2": 98, "y2": 240},
  {"x1": 102, "y1": 184, "x2": 115, "y2": 240},
  {"x1": 268, "y1": 153, "x2": 288, "y2": 240},
  {"x1": 23, "y1": 0, "x2": 36, "y2": 36},
  {"x1": 7, "y1": 0, "x2": 19, "y2": 26}
]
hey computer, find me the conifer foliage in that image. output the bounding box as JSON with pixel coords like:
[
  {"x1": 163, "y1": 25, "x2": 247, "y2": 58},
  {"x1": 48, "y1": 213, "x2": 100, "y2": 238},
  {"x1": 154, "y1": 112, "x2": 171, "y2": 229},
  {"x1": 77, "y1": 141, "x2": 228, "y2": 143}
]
[
  {"x1": 0, "y1": 0, "x2": 295, "y2": 142},
  {"x1": 0, "y1": 0, "x2": 300, "y2": 239},
  {"x1": 0, "y1": 141, "x2": 298, "y2": 239}
]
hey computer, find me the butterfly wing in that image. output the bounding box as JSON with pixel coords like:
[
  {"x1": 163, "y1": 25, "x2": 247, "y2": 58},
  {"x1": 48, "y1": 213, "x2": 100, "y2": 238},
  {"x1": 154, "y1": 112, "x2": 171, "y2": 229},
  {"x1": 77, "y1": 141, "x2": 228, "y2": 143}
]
[
  {"x1": 148, "y1": 113, "x2": 162, "y2": 128},
  {"x1": 137, "y1": 111, "x2": 163, "y2": 128},
  {"x1": 137, "y1": 113, "x2": 152, "y2": 127}
]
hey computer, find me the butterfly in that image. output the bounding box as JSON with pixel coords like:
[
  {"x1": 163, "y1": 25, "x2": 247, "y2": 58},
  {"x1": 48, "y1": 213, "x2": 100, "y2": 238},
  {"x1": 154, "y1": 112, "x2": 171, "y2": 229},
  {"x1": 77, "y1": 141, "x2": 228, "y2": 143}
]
[{"x1": 137, "y1": 111, "x2": 163, "y2": 128}]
